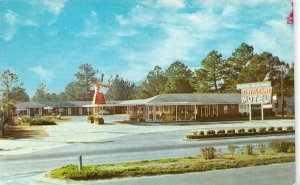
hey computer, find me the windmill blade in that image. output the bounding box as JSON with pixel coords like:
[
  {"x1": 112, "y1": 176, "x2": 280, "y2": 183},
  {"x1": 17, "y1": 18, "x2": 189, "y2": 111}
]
[
  {"x1": 101, "y1": 84, "x2": 110, "y2": 89},
  {"x1": 100, "y1": 74, "x2": 104, "y2": 83}
]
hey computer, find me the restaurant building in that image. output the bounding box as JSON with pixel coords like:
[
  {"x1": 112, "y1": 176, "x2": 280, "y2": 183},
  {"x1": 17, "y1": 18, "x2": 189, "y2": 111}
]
[{"x1": 120, "y1": 93, "x2": 242, "y2": 122}]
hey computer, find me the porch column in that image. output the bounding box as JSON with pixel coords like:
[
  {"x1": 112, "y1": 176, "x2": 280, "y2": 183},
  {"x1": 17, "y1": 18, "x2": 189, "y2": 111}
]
[
  {"x1": 175, "y1": 105, "x2": 178, "y2": 122},
  {"x1": 194, "y1": 105, "x2": 197, "y2": 120}
]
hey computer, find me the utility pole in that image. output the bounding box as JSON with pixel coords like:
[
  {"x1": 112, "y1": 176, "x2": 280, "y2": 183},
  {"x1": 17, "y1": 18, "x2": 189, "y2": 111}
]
[{"x1": 280, "y1": 66, "x2": 284, "y2": 118}]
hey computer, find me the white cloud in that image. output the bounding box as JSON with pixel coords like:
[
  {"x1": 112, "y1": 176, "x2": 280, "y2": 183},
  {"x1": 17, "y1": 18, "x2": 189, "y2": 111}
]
[
  {"x1": 222, "y1": 5, "x2": 236, "y2": 16},
  {"x1": 115, "y1": 15, "x2": 129, "y2": 26},
  {"x1": 31, "y1": 0, "x2": 68, "y2": 16},
  {"x1": 5, "y1": 10, "x2": 18, "y2": 26},
  {"x1": 76, "y1": 11, "x2": 100, "y2": 37},
  {"x1": 247, "y1": 19, "x2": 293, "y2": 62},
  {"x1": 28, "y1": 0, "x2": 68, "y2": 24},
  {"x1": 30, "y1": 66, "x2": 54, "y2": 81},
  {"x1": 0, "y1": 10, "x2": 38, "y2": 41},
  {"x1": 116, "y1": 29, "x2": 137, "y2": 37},
  {"x1": 157, "y1": 0, "x2": 185, "y2": 9}
]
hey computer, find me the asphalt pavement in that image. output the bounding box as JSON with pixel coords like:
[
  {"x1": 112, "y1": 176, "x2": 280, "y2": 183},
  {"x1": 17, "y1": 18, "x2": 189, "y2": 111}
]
[{"x1": 0, "y1": 116, "x2": 295, "y2": 185}]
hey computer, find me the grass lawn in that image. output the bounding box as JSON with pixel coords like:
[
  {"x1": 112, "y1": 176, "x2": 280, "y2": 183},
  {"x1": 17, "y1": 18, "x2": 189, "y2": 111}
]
[{"x1": 50, "y1": 151, "x2": 295, "y2": 181}]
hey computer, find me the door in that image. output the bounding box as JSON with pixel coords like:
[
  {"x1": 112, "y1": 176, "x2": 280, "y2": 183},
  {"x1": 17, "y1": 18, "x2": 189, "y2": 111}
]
[
  {"x1": 79, "y1": 107, "x2": 83, "y2": 115},
  {"x1": 68, "y1": 108, "x2": 72, "y2": 115}
]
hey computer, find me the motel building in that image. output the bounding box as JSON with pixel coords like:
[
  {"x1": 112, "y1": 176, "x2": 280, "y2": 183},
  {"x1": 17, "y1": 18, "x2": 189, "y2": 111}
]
[
  {"x1": 120, "y1": 93, "x2": 243, "y2": 122},
  {"x1": 15, "y1": 93, "x2": 275, "y2": 122}
]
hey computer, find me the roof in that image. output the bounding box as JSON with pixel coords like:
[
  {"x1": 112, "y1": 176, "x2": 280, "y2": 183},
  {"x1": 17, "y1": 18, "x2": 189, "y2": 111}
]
[
  {"x1": 15, "y1": 93, "x2": 242, "y2": 108},
  {"x1": 16, "y1": 101, "x2": 92, "y2": 109},
  {"x1": 120, "y1": 93, "x2": 241, "y2": 105}
]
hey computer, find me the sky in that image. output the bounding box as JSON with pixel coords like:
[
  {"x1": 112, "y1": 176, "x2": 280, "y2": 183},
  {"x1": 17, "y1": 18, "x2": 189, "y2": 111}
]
[{"x1": 0, "y1": 0, "x2": 294, "y2": 97}]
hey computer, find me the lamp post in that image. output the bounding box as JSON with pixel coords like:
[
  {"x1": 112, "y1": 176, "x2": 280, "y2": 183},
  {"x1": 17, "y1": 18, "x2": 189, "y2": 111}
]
[{"x1": 275, "y1": 65, "x2": 287, "y2": 118}]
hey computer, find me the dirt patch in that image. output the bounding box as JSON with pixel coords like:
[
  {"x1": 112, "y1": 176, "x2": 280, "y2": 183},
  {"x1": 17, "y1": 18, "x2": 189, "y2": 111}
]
[{"x1": 3, "y1": 125, "x2": 48, "y2": 139}]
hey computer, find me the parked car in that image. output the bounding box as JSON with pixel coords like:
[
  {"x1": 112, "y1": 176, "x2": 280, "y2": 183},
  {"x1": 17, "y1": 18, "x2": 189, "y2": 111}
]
[{"x1": 99, "y1": 110, "x2": 110, "y2": 115}]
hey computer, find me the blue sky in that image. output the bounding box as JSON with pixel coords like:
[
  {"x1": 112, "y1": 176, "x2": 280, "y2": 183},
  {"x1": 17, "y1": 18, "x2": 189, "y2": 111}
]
[{"x1": 0, "y1": 0, "x2": 294, "y2": 97}]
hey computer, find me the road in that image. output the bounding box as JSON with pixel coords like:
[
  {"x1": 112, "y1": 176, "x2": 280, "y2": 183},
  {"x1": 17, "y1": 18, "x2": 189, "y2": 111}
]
[
  {"x1": 0, "y1": 117, "x2": 295, "y2": 185},
  {"x1": 86, "y1": 163, "x2": 295, "y2": 185}
]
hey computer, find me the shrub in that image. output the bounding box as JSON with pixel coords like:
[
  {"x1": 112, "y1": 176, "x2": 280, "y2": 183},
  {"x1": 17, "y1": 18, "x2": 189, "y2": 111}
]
[
  {"x1": 258, "y1": 127, "x2": 266, "y2": 133},
  {"x1": 207, "y1": 130, "x2": 216, "y2": 135},
  {"x1": 258, "y1": 143, "x2": 266, "y2": 154},
  {"x1": 199, "y1": 131, "x2": 205, "y2": 136},
  {"x1": 269, "y1": 140, "x2": 295, "y2": 153},
  {"x1": 193, "y1": 131, "x2": 198, "y2": 136},
  {"x1": 227, "y1": 129, "x2": 235, "y2": 134},
  {"x1": 245, "y1": 144, "x2": 254, "y2": 155},
  {"x1": 227, "y1": 144, "x2": 239, "y2": 156},
  {"x1": 94, "y1": 117, "x2": 104, "y2": 125},
  {"x1": 248, "y1": 128, "x2": 256, "y2": 133},
  {"x1": 268, "y1": 127, "x2": 274, "y2": 132},
  {"x1": 286, "y1": 126, "x2": 294, "y2": 131},
  {"x1": 289, "y1": 146, "x2": 295, "y2": 153},
  {"x1": 277, "y1": 127, "x2": 282, "y2": 132},
  {"x1": 14, "y1": 116, "x2": 56, "y2": 126},
  {"x1": 86, "y1": 115, "x2": 94, "y2": 123},
  {"x1": 201, "y1": 147, "x2": 216, "y2": 159},
  {"x1": 238, "y1": 128, "x2": 245, "y2": 134},
  {"x1": 217, "y1": 130, "x2": 225, "y2": 134}
]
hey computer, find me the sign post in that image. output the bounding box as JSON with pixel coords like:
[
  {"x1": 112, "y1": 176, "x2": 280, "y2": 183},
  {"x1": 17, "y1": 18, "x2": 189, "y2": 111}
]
[
  {"x1": 249, "y1": 103, "x2": 252, "y2": 121},
  {"x1": 237, "y1": 81, "x2": 272, "y2": 122}
]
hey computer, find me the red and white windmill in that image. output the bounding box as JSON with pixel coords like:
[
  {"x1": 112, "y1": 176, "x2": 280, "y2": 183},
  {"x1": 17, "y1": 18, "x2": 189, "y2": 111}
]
[
  {"x1": 287, "y1": 2, "x2": 294, "y2": 24},
  {"x1": 92, "y1": 74, "x2": 110, "y2": 105}
]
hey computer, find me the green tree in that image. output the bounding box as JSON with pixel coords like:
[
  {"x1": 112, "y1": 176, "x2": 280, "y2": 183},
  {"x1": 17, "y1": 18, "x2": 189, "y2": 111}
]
[
  {"x1": 0, "y1": 69, "x2": 29, "y2": 119},
  {"x1": 61, "y1": 64, "x2": 98, "y2": 101},
  {"x1": 9, "y1": 87, "x2": 29, "y2": 102},
  {"x1": 193, "y1": 51, "x2": 224, "y2": 93},
  {"x1": 140, "y1": 66, "x2": 167, "y2": 98},
  {"x1": 75, "y1": 64, "x2": 98, "y2": 101},
  {"x1": 61, "y1": 82, "x2": 81, "y2": 101},
  {"x1": 222, "y1": 43, "x2": 254, "y2": 92},
  {"x1": 164, "y1": 61, "x2": 194, "y2": 93},
  {"x1": 105, "y1": 75, "x2": 136, "y2": 100},
  {"x1": 32, "y1": 83, "x2": 59, "y2": 102},
  {"x1": 238, "y1": 52, "x2": 285, "y2": 95}
]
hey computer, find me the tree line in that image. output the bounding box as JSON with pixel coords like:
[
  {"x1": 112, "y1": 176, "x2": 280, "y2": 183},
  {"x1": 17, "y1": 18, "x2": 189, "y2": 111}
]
[{"x1": 0, "y1": 43, "x2": 294, "y2": 109}]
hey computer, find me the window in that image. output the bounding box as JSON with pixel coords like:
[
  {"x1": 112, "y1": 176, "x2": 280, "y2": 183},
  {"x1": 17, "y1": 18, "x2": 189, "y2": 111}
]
[
  {"x1": 224, "y1": 105, "x2": 228, "y2": 115},
  {"x1": 59, "y1": 108, "x2": 64, "y2": 113}
]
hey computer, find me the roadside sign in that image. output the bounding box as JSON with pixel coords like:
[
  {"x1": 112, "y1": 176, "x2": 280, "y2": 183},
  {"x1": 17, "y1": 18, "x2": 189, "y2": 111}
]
[
  {"x1": 237, "y1": 81, "x2": 272, "y2": 122},
  {"x1": 237, "y1": 81, "x2": 271, "y2": 90},
  {"x1": 241, "y1": 86, "x2": 272, "y2": 104},
  {"x1": 262, "y1": 104, "x2": 273, "y2": 109}
]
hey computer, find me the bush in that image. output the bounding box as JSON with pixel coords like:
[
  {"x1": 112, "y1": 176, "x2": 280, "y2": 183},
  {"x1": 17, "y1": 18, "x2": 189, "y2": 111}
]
[
  {"x1": 248, "y1": 128, "x2": 256, "y2": 133},
  {"x1": 201, "y1": 147, "x2": 216, "y2": 159},
  {"x1": 86, "y1": 115, "x2": 94, "y2": 123},
  {"x1": 14, "y1": 116, "x2": 56, "y2": 126},
  {"x1": 258, "y1": 127, "x2": 266, "y2": 133},
  {"x1": 277, "y1": 127, "x2": 282, "y2": 132},
  {"x1": 217, "y1": 130, "x2": 225, "y2": 134},
  {"x1": 258, "y1": 143, "x2": 266, "y2": 154},
  {"x1": 226, "y1": 129, "x2": 235, "y2": 134},
  {"x1": 269, "y1": 140, "x2": 295, "y2": 153},
  {"x1": 207, "y1": 130, "x2": 215, "y2": 135},
  {"x1": 193, "y1": 131, "x2": 198, "y2": 136},
  {"x1": 227, "y1": 144, "x2": 239, "y2": 156},
  {"x1": 94, "y1": 117, "x2": 104, "y2": 125},
  {"x1": 238, "y1": 128, "x2": 245, "y2": 134},
  {"x1": 199, "y1": 131, "x2": 205, "y2": 136},
  {"x1": 286, "y1": 126, "x2": 294, "y2": 131},
  {"x1": 268, "y1": 127, "x2": 274, "y2": 132},
  {"x1": 245, "y1": 144, "x2": 254, "y2": 155}
]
